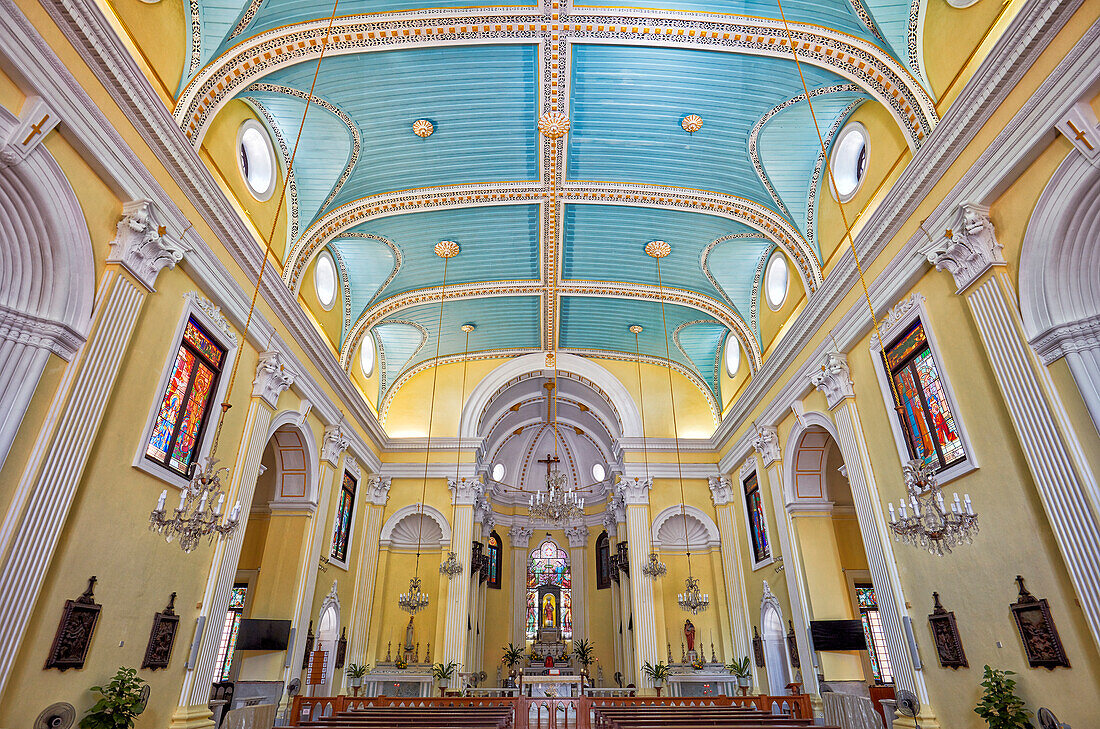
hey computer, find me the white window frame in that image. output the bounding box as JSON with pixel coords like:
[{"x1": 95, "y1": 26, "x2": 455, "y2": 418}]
[
  {"x1": 829, "y1": 120, "x2": 869, "y2": 203},
  {"x1": 326, "y1": 456, "x2": 361, "y2": 571},
  {"x1": 764, "y1": 251, "x2": 789, "y2": 312},
  {"x1": 236, "y1": 118, "x2": 278, "y2": 202},
  {"x1": 314, "y1": 250, "x2": 338, "y2": 311},
  {"x1": 869, "y1": 293, "x2": 978, "y2": 485},
  {"x1": 132, "y1": 293, "x2": 239, "y2": 491},
  {"x1": 739, "y1": 460, "x2": 774, "y2": 571}
]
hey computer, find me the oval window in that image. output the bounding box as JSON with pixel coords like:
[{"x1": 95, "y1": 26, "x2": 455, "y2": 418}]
[
  {"x1": 492, "y1": 463, "x2": 506, "y2": 482},
  {"x1": 360, "y1": 334, "x2": 376, "y2": 378},
  {"x1": 237, "y1": 119, "x2": 277, "y2": 201},
  {"x1": 830, "y1": 122, "x2": 869, "y2": 202},
  {"x1": 315, "y1": 251, "x2": 337, "y2": 310},
  {"x1": 592, "y1": 463, "x2": 606, "y2": 482},
  {"x1": 765, "y1": 251, "x2": 789, "y2": 311},
  {"x1": 724, "y1": 334, "x2": 741, "y2": 377}
]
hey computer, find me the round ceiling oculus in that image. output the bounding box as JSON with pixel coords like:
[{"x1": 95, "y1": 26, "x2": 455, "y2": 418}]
[
  {"x1": 236, "y1": 119, "x2": 277, "y2": 201},
  {"x1": 314, "y1": 250, "x2": 337, "y2": 310}
]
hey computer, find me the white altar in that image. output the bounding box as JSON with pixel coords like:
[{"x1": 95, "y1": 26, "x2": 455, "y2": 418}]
[
  {"x1": 522, "y1": 674, "x2": 583, "y2": 698},
  {"x1": 360, "y1": 672, "x2": 434, "y2": 697},
  {"x1": 666, "y1": 666, "x2": 736, "y2": 697}
]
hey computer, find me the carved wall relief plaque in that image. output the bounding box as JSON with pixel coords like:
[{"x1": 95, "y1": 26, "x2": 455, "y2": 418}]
[
  {"x1": 142, "y1": 592, "x2": 180, "y2": 670},
  {"x1": 927, "y1": 592, "x2": 967, "y2": 669},
  {"x1": 45, "y1": 577, "x2": 101, "y2": 670},
  {"x1": 1010, "y1": 576, "x2": 1069, "y2": 669}
]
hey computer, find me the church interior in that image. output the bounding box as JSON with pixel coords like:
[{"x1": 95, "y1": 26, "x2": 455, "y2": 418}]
[{"x1": 1, "y1": 0, "x2": 1099, "y2": 727}]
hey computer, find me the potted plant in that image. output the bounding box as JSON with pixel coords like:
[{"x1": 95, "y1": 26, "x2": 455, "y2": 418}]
[
  {"x1": 726, "y1": 657, "x2": 753, "y2": 696},
  {"x1": 346, "y1": 663, "x2": 369, "y2": 697},
  {"x1": 974, "y1": 666, "x2": 1032, "y2": 729},
  {"x1": 502, "y1": 643, "x2": 524, "y2": 669},
  {"x1": 641, "y1": 661, "x2": 670, "y2": 697},
  {"x1": 572, "y1": 638, "x2": 595, "y2": 669},
  {"x1": 433, "y1": 661, "x2": 458, "y2": 696},
  {"x1": 79, "y1": 667, "x2": 148, "y2": 729}
]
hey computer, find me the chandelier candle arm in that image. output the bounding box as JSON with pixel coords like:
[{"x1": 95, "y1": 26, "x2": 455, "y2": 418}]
[
  {"x1": 149, "y1": 457, "x2": 241, "y2": 553},
  {"x1": 887, "y1": 459, "x2": 978, "y2": 555}
]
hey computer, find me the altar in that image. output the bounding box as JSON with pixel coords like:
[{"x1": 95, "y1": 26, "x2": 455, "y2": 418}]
[{"x1": 522, "y1": 674, "x2": 583, "y2": 698}]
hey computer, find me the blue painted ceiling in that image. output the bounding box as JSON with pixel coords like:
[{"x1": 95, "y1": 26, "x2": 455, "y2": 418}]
[{"x1": 172, "y1": 0, "x2": 933, "y2": 420}]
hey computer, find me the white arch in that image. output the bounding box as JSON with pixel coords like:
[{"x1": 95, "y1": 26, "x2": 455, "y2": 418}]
[
  {"x1": 781, "y1": 411, "x2": 842, "y2": 508},
  {"x1": 316, "y1": 581, "x2": 341, "y2": 697},
  {"x1": 650, "y1": 504, "x2": 720, "y2": 552},
  {"x1": 760, "y1": 581, "x2": 792, "y2": 696},
  {"x1": 0, "y1": 105, "x2": 94, "y2": 473},
  {"x1": 267, "y1": 410, "x2": 320, "y2": 505},
  {"x1": 1020, "y1": 150, "x2": 1100, "y2": 435},
  {"x1": 380, "y1": 503, "x2": 452, "y2": 549},
  {"x1": 459, "y1": 353, "x2": 643, "y2": 439}
]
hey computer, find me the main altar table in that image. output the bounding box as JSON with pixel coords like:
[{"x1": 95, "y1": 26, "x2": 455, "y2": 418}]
[{"x1": 523, "y1": 675, "x2": 583, "y2": 697}]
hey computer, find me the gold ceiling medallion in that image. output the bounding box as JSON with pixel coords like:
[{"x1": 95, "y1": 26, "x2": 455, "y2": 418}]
[
  {"x1": 629, "y1": 324, "x2": 644, "y2": 334},
  {"x1": 461, "y1": 323, "x2": 476, "y2": 333},
  {"x1": 434, "y1": 240, "x2": 460, "y2": 258},
  {"x1": 412, "y1": 119, "x2": 434, "y2": 138},
  {"x1": 681, "y1": 114, "x2": 703, "y2": 134},
  {"x1": 645, "y1": 240, "x2": 671, "y2": 258},
  {"x1": 538, "y1": 111, "x2": 571, "y2": 139}
]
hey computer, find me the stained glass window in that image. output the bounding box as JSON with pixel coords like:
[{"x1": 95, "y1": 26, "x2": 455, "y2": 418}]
[
  {"x1": 526, "y1": 540, "x2": 572, "y2": 640},
  {"x1": 855, "y1": 583, "x2": 892, "y2": 684},
  {"x1": 743, "y1": 472, "x2": 771, "y2": 563},
  {"x1": 595, "y1": 531, "x2": 611, "y2": 590},
  {"x1": 331, "y1": 470, "x2": 357, "y2": 562},
  {"x1": 884, "y1": 320, "x2": 966, "y2": 473},
  {"x1": 487, "y1": 531, "x2": 502, "y2": 589},
  {"x1": 215, "y1": 583, "x2": 248, "y2": 682},
  {"x1": 146, "y1": 317, "x2": 226, "y2": 477}
]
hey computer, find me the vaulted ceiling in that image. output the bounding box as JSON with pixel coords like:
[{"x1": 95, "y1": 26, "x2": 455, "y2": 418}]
[{"x1": 170, "y1": 0, "x2": 938, "y2": 425}]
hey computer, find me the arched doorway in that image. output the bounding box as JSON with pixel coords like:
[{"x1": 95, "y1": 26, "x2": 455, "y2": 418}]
[
  {"x1": 760, "y1": 583, "x2": 791, "y2": 695},
  {"x1": 316, "y1": 585, "x2": 341, "y2": 697}
]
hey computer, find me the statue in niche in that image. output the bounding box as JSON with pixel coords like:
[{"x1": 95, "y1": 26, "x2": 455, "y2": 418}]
[
  {"x1": 542, "y1": 593, "x2": 556, "y2": 628},
  {"x1": 684, "y1": 619, "x2": 696, "y2": 653},
  {"x1": 404, "y1": 616, "x2": 415, "y2": 652}
]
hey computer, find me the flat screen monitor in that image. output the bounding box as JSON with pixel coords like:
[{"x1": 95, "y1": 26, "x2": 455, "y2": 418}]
[
  {"x1": 809, "y1": 619, "x2": 868, "y2": 652},
  {"x1": 235, "y1": 619, "x2": 292, "y2": 651}
]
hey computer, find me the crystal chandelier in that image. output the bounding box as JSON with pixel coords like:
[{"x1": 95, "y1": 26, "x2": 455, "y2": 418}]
[
  {"x1": 398, "y1": 577, "x2": 430, "y2": 614},
  {"x1": 641, "y1": 552, "x2": 667, "y2": 578},
  {"x1": 150, "y1": 457, "x2": 241, "y2": 553},
  {"x1": 888, "y1": 459, "x2": 978, "y2": 555},
  {"x1": 529, "y1": 467, "x2": 584, "y2": 524},
  {"x1": 678, "y1": 576, "x2": 709, "y2": 615},
  {"x1": 439, "y1": 551, "x2": 463, "y2": 577}
]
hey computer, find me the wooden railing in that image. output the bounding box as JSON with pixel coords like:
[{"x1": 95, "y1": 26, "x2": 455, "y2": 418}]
[{"x1": 289, "y1": 695, "x2": 519, "y2": 724}]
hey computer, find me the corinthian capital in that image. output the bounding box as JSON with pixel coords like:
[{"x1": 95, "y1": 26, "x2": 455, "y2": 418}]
[
  {"x1": 252, "y1": 349, "x2": 295, "y2": 408},
  {"x1": 509, "y1": 524, "x2": 533, "y2": 548},
  {"x1": 920, "y1": 203, "x2": 1005, "y2": 293},
  {"x1": 810, "y1": 351, "x2": 855, "y2": 409},
  {"x1": 619, "y1": 476, "x2": 652, "y2": 505},
  {"x1": 448, "y1": 476, "x2": 482, "y2": 506},
  {"x1": 108, "y1": 200, "x2": 189, "y2": 291},
  {"x1": 565, "y1": 524, "x2": 590, "y2": 548},
  {"x1": 708, "y1": 475, "x2": 735, "y2": 506},
  {"x1": 752, "y1": 425, "x2": 781, "y2": 466},
  {"x1": 365, "y1": 476, "x2": 392, "y2": 506},
  {"x1": 321, "y1": 424, "x2": 351, "y2": 466}
]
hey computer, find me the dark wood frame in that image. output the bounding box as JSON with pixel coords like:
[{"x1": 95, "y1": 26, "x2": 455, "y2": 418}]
[
  {"x1": 142, "y1": 592, "x2": 180, "y2": 670},
  {"x1": 45, "y1": 576, "x2": 101, "y2": 670},
  {"x1": 595, "y1": 531, "x2": 611, "y2": 590},
  {"x1": 786, "y1": 620, "x2": 800, "y2": 669},
  {"x1": 742, "y1": 472, "x2": 771, "y2": 564},
  {"x1": 752, "y1": 626, "x2": 765, "y2": 668},
  {"x1": 927, "y1": 592, "x2": 967, "y2": 669},
  {"x1": 1010, "y1": 576, "x2": 1069, "y2": 670},
  {"x1": 330, "y1": 470, "x2": 357, "y2": 562}
]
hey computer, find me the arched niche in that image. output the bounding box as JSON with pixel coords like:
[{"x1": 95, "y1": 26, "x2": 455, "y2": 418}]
[
  {"x1": 0, "y1": 104, "x2": 94, "y2": 473},
  {"x1": 262, "y1": 411, "x2": 319, "y2": 506},
  {"x1": 760, "y1": 581, "x2": 793, "y2": 696},
  {"x1": 650, "y1": 504, "x2": 720, "y2": 552},
  {"x1": 380, "y1": 504, "x2": 452, "y2": 550},
  {"x1": 781, "y1": 412, "x2": 844, "y2": 509},
  {"x1": 1020, "y1": 150, "x2": 1100, "y2": 435}
]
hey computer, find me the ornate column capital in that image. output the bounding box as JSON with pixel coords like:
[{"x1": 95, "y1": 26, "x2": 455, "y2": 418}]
[
  {"x1": 708, "y1": 475, "x2": 735, "y2": 506},
  {"x1": 619, "y1": 476, "x2": 652, "y2": 506},
  {"x1": 810, "y1": 350, "x2": 855, "y2": 409},
  {"x1": 252, "y1": 349, "x2": 295, "y2": 408},
  {"x1": 752, "y1": 425, "x2": 781, "y2": 466},
  {"x1": 344, "y1": 454, "x2": 360, "y2": 479},
  {"x1": 448, "y1": 476, "x2": 482, "y2": 506},
  {"x1": 364, "y1": 476, "x2": 391, "y2": 506},
  {"x1": 509, "y1": 524, "x2": 533, "y2": 548},
  {"x1": 565, "y1": 524, "x2": 590, "y2": 548},
  {"x1": 604, "y1": 489, "x2": 626, "y2": 530},
  {"x1": 107, "y1": 200, "x2": 189, "y2": 291},
  {"x1": 321, "y1": 424, "x2": 351, "y2": 466},
  {"x1": 920, "y1": 203, "x2": 1005, "y2": 293},
  {"x1": 473, "y1": 491, "x2": 495, "y2": 531}
]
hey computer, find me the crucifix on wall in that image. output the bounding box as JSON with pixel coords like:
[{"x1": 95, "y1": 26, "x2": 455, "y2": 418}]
[{"x1": 537, "y1": 453, "x2": 560, "y2": 477}]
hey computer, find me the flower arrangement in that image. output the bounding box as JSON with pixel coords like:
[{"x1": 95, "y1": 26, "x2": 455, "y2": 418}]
[{"x1": 394, "y1": 656, "x2": 407, "y2": 670}]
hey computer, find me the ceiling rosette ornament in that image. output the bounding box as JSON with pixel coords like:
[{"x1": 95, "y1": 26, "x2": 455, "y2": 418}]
[
  {"x1": 681, "y1": 114, "x2": 703, "y2": 134},
  {"x1": 412, "y1": 119, "x2": 434, "y2": 138},
  {"x1": 538, "y1": 111, "x2": 571, "y2": 139}
]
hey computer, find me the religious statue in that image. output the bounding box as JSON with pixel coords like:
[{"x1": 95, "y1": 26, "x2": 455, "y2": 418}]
[
  {"x1": 684, "y1": 619, "x2": 696, "y2": 653},
  {"x1": 404, "y1": 615, "x2": 415, "y2": 652},
  {"x1": 544, "y1": 654, "x2": 554, "y2": 668},
  {"x1": 542, "y1": 593, "x2": 556, "y2": 627}
]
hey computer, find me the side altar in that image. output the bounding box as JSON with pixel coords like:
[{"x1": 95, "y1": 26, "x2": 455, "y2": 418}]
[{"x1": 366, "y1": 616, "x2": 434, "y2": 697}]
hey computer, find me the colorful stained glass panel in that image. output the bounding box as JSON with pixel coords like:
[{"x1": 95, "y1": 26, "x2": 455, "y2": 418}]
[
  {"x1": 184, "y1": 318, "x2": 225, "y2": 366},
  {"x1": 526, "y1": 539, "x2": 572, "y2": 639},
  {"x1": 331, "y1": 471, "x2": 356, "y2": 562},
  {"x1": 744, "y1": 473, "x2": 770, "y2": 563},
  {"x1": 169, "y1": 361, "x2": 215, "y2": 472},
  {"x1": 147, "y1": 348, "x2": 195, "y2": 461}
]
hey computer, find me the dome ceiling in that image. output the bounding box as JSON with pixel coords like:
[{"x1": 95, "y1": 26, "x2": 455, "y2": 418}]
[{"x1": 172, "y1": 0, "x2": 938, "y2": 425}]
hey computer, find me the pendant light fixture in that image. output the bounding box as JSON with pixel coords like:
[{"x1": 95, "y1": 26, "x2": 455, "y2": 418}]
[
  {"x1": 630, "y1": 324, "x2": 667, "y2": 581},
  {"x1": 440, "y1": 322, "x2": 476, "y2": 579},
  {"x1": 528, "y1": 370, "x2": 584, "y2": 524}
]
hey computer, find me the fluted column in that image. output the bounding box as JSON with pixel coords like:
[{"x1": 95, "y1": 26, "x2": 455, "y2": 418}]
[
  {"x1": 0, "y1": 201, "x2": 189, "y2": 702},
  {"x1": 566, "y1": 523, "x2": 590, "y2": 642},
  {"x1": 753, "y1": 426, "x2": 817, "y2": 697},
  {"x1": 922, "y1": 203, "x2": 1100, "y2": 653},
  {"x1": 171, "y1": 350, "x2": 294, "y2": 729},
  {"x1": 621, "y1": 477, "x2": 657, "y2": 690},
  {"x1": 345, "y1": 472, "x2": 390, "y2": 690},
  {"x1": 708, "y1": 475, "x2": 753, "y2": 680},
  {"x1": 509, "y1": 523, "x2": 533, "y2": 647},
  {"x1": 443, "y1": 477, "x2": 480, "y2": 670}
]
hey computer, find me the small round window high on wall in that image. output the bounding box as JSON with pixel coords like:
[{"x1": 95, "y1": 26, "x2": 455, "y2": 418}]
[
  {"x1": 492, "y1": 463, "x2": 506, "y2": 482},
  {"x1": 724, "y1": 334, "x2": 741, "y2": 377},
  {"x1": 360, "y1": 334, "x2": 375, "y2": 378},
  {"x1": 830, "y1": 121, "x2": 869, "y2": 202},
  {"x1": 592, "y1": 463, "x2": 606, "y2": 483},
  {"x1": 315, "y1": 251, "x2": 337, "y2": 310},
  {"x1": 237, "y1": 119, "x2": 277, "y2": 201},
  {"x1": 765, "y1": 251, "x2": 789, "y2": 311}
]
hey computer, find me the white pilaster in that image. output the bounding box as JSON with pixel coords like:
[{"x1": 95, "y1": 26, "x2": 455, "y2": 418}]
[
  {"x1": 621, "y1": 478, "x2": 657, "y2": 689},
  {"x1": 566, "y1": 523, "x2": 589, "y2": 641},
  {"x1": 345, "y1": 469, "x2": 388, "y2": 691},
  {"x1": 443, "y1": 477, "x2": 480, "y2": 670},
  {"x1": 509, "y1": 523, "x2": 533, "y2": 647},
  {"x1": 708, "y1": 475, "x2": 753, "y2": 677}
]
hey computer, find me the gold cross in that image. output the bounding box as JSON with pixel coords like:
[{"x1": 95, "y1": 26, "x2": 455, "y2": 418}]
[
  {"x1": 21, "y1": 114, "x2": 50, "y2": 147},
  {"x1": 1066, "y1": 120, "x2": 1095, "y2": 151}
]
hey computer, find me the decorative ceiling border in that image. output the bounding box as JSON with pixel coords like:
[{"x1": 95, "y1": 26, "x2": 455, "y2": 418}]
[
  {"x1": 806, "y1": 99, "x2": 864, "y2": 249},
  {"x1": 242, "y1": 96, "x2": 300, "y2": 243},
  {"x1": 375, "y1": 318, "x2": 428, "y2": 398},
  {"x1": 750, "y1": 244, "x2": 773, "y2": 336},
  {"x1": 671, "y1": 318, "x2": 724, "y2": 394},
  {"x1": 846, "y1": 0, "x2": 886, "y2": 44},
  {"x1": 337, "y1": 231, "x2": 402, "y2": 311},
  {"x1": 700, "y1": 232, "x2": 767, "y2": 336},
  {"x1": 174, "y1": 10, "x2": 935, "y2": 150},
  {"x1": 328, "y1": 243, "x2": 352, "y2": 337}
]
